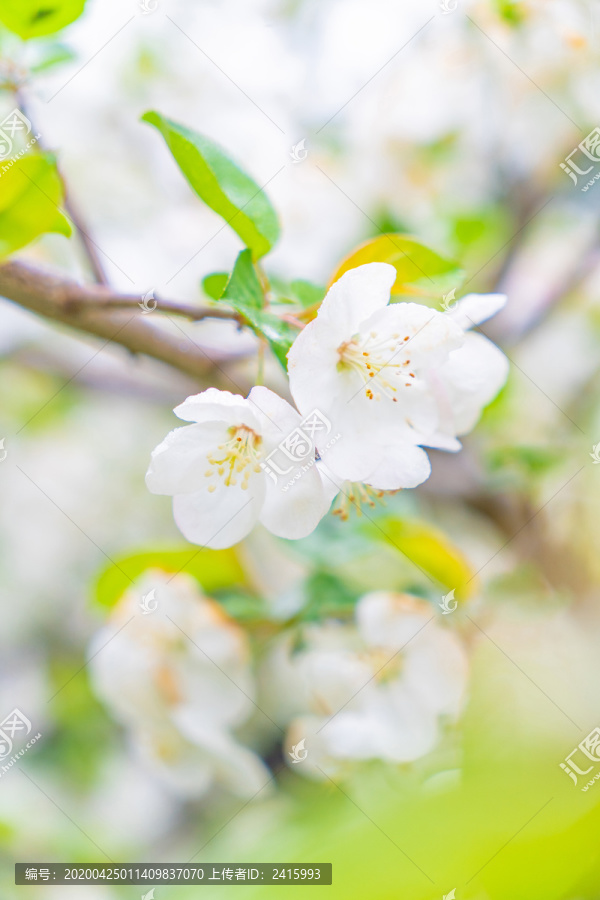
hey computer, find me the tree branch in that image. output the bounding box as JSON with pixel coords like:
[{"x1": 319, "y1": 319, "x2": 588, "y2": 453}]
[
  {"x1": 0, "y1": 260, "x2": 247, "y2": 383},
  {"x1": 91, "y1": 293, "x2": 242, "y2": 322}
]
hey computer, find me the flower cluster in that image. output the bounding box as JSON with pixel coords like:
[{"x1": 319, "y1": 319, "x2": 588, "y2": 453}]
[
  {"x1": 267, "y1": 591, "x2": 468, "y2": 779},
  {"x1": 89, "y1": 576, "x2": 467, "y2": 794},
  {"x1": 147, "y1": 263, "x2": 508, "y2": 549},
  {"x1": 89, "y1": 572, "x2": 270, "y2": 798}
]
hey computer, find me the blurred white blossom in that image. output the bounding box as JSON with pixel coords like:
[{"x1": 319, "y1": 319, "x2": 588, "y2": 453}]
[
  {"x1": 267, "y1": 591, "x2": 468, "y2": 778},
  {"x1": 89, "y1": 572, "x2": 270, "y2": 798}
]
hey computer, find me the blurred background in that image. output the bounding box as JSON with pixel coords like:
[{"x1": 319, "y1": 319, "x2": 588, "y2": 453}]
[{"x1": 2, "y1": 0, "x2": 600, "y2": 897}]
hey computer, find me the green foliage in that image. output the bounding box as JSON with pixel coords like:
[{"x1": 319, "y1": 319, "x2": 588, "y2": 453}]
[
  {"x1": 202, "y1": 271, "x2": 229, "y2": 300},
  {"x1": 269, "y1": 275, "x2": 325, "y2": 309},
  {"x1": 94, "y1": 545, "x2": 248, "y2": 609},
  {"x1": 30, "y1": 41, "x2": 76, "y2": 72},
  {"x1": 299, "y1": 570, "x2": 360, "y2": 622},
  {"x1": 142, "y1": 111, "x2": 280, "y2": 258},
  {"x1": 329, "y1": 233, "x2": 464, "y2": 299},
  {"x1": 221, "y1": 249, "x2": 299, "y2": 369},
  {"x1": 222, "y1": 247, "x2": 264, "y2": 312},
  {"x1": 0, "y1": 0, "x2": 86, "y2": 39},
  {"x1": 0, "y1": 360, "x2": 79, "y2": 432},
  {"x1": 488, "y1": 444, "x2": 564, "y2": 479},
  {"x1": 367, "y1": 516, "x2": 476, "y2": 601},
  {"x1": 449, "y1": 206, "x2": 513, "y2": 288},
  {"x1": 43, "y1": 659, "x2": 115, "y2": 788},
  {"x1": 0, "y1": 153, "x2": 71, "y2": 257},
  {"x1": 495, "y1": 0, "x2": 527, "y2": 25},
  {"x1": 213, "y1": 590, "x2": 270, "y2": 625},
  {"x1": 214, "y1": 639, "x2": 600, "y2": 900}
]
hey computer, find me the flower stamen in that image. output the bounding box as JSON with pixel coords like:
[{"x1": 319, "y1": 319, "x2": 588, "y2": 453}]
[
  {"x1": 204, "y1": 425, "x2": 262, "y2": 489},
  {"x1": 337, "y1": 330, "x2": 414, "y2": 400},
  {"x1": 332, "y1": 481, "x2": 394, "y2": 521}
]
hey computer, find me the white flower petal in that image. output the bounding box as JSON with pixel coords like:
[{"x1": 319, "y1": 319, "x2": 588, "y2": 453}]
[
  {"x1": 319, "y1": 262, "x2": 397, "y2": 337},
  {"x1": 437, "y1": 331, "x2": 509, "y2": 434},
  {"x1": 361, "y1": 302, "x2": 464, "y2": 369},
  {"x1": 260, "y1": 462, "x2": 331, "y2": 539},
  {"x1": 135, "y1": 728, "x2": 215, "y2": 798},
  {"x1": 403, "y1": 629, "x2": 468, "y2": 718},
  {"x1": 287, "y1": 318, "x2": 351, "y2": 419},
  {"x1": 287, "y1": 263, "x2": 396, "y2": 413},
  {"x1": 173, "y1": 479, "x2": 265, "y2": 549},
  {"x1": 320, "y1": 710, "x2": 389, "y2": 759},
  {"x1": 247, "y1": 385, "x2": 306, "y2": 446},
  {"x1": 173, "y1": 657, "x2": 253, "y2": 729},
  {"x1": 287, "y1": 343, "x2": 341, "y2": 424},
  {"x1": 379, "y1": 686, "x2": 439, "y2": 762},
  {"x1": 173, "y1": 711, "x2": 272, "y2": 798},
  {"x1": 315, "y1": 417, "x2": 385, "y2": 483},
  {"x1": 301, "y1": 647, "x2": 373, "y2": 712},
  {"x1": 356, "y1": 592, "x2": 433, "y2": 648},
  {"x1": 446, "y1": 293, "x2": 507, "y2": 331},
  {"x1": 174, "y1": 388, "x2": 259, "y2": 430},
  {"x1": 145, "y1": 423, "x2": 227, "y2": 495},
  {"x1": 363, "y1": 443, "x2": 432, "y2": 490},
  {"x1": 419, "y1": 431, "x2": 462, "y2": 452}
]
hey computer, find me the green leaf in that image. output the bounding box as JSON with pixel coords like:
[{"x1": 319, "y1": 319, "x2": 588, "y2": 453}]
[
  {"x1": 289, "y1": 279, "x2": 325, "y2": 308},
  {"x1": 494, "y1": 0, "x2": 526, "y2": 25},
  {"x1": 142, "y1": 111, "x2": 280, "y2": 258},
  {"x1": 0, "y1": 0, "x2": 86, "y2": 39},
  {"x1": 94, "y1": 545, "x2": 248, "y2": 610},
  {"x1": 0, "y1": 153, "x2": 71, "y2": 258},
  {"x1": 45, "y1": 657, "x2": 115, "y2": 788},
  {"x1": 488, "y1": 444, "x2": 564, "y2": 477},
  {"x1": 367, "y1": 516, "x2": 476, "y2": 602},
  {"x1": 214, "y1": 591, "x2": 270, "y2": 626},
  {"x1": 269, "y1": 276, "x2": 325, "y2": 309},
  {"x1": 300, "y1": 571, "x2": 360, "y2": 622},
  {"x1": 222, "y1": 248, "x2": 264, "y2": 311},
  {"x1": 30, "y1": 41, "x2": 76, "y2": 72},
  {"x1": 201, "y1": 271, "x2": 228, "y2": 300},
  {"x1": 268, "y1": 276, "x2": 326, "y2": 323},
  {"x1": 248, "y1": 314, "x2": 298, "y2": 370},
  {"x1": 221, "y1": 249, "x2": 299, "y2": 369},
  {"x1": 329, "y1": 233, "x2": 464, "y2": 299}
]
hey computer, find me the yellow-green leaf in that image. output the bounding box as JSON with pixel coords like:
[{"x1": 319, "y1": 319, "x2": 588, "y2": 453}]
[
  {"x1": 0, "y1": 0, "x2": 86, "y2": 39},
  {"x1": 0, "y1": 153, "x2": 71, "y2": 258},
  {"x1": 369, "y1": 516, "x2": 476, "y2": 602},
  {"x1": 94, "y1": 545, "x2": 248, "y2": 610},
  {"x1": 329, "y1": 234, "x2": 464, "y2": 298}
]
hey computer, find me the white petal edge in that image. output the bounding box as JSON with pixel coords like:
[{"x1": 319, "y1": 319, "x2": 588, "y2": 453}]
[
  {"x1": 174, "y1": 388, "x2": 259, "y2": 430},
  {"x1": 363, "y1": 443, "x2": 432, "y2": 491},
  {"x1": 446, "y1": 293, "x2": 507, "y2": 331},
  {"x1": 260, "y1": 462, "x2": 331, "y2": 540},
  {"x1": 318, "y1": 262, "x2": 397, "y2": 335},
  {"x1": 437, "y1": 331, "x2": 509, "y2": 435},
  {"x1": 145, "y1": 422, "x2": 227, "y2": 496},
  {"x1": 172, "y1": 480, "x2": 265, "y2": 549}
]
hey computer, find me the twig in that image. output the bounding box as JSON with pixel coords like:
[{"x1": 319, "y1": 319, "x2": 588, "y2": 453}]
[
  {"x1": 0, "y1": 260, "x2": 245, "y2": 382},
  {"x1": 61, "y1": 190, "x2": 111, "y2": 287},
  {"x1": 91, "y1": 293, "x2": 242, "y2": 322},
  {"x1": 15, "y1": 86, "x2": 111, "y2": 286}
]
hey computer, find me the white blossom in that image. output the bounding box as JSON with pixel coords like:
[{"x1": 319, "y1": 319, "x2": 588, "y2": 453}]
[
  {"x1": 89, "y1": 572, "x2": 270, "y2": 798},
  {"x1": 288, "y1": 263, "x2": 508, "y2": 490},
  {"x1": 146, "y1": 387, "x2": 332, "y2": 549},
  {"x1": 267, "y1": 591, "x2": 468, "y2": 777}
]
